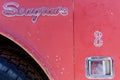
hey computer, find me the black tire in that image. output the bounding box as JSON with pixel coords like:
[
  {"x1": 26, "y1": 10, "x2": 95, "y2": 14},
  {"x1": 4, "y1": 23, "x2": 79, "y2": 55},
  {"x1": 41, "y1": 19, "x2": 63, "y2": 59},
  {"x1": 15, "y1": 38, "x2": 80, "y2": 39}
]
[{"x1": 0, "y1": 45, "x2": 49, "y2": 80}]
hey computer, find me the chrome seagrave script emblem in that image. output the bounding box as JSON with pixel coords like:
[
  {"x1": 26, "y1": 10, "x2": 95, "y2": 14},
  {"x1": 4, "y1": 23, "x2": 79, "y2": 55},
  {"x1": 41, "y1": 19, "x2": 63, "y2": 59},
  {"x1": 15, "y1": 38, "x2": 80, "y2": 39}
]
[{"x1": 2, "y1": 2, "x2": 68, "y2": 23}]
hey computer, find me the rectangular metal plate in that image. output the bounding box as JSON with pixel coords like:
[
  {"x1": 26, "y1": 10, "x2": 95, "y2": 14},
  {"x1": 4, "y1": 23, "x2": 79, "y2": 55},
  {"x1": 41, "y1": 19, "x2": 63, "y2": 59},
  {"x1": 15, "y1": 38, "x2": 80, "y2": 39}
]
[{"x1": 86, "y1": 57, "x2": 114, "y2": 79}]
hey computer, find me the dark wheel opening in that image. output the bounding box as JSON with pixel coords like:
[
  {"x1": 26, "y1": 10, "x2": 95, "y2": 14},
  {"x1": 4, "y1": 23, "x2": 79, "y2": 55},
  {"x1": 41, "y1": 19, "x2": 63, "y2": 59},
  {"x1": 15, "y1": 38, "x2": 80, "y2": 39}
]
[{"x1": 0, "y1": 34, "x2": 49, "y2": 80}]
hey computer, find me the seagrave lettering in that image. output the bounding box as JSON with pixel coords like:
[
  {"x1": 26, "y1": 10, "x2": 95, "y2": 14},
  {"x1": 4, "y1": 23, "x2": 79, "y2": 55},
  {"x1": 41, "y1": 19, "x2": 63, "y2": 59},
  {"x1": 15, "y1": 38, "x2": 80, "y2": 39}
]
[{"x1": 2, "y1": 2, "x2": 68, "y2": 23}]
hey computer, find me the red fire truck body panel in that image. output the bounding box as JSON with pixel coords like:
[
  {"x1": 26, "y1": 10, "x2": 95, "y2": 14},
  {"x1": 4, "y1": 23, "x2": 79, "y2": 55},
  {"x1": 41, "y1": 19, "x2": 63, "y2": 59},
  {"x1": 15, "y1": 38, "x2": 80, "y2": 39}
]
[
  {"x1": 74, "y1": 0, "x2": 120, "y2": 80},
  {"x1": 0, "y1": 0, "x2": 74, "y2": 80},
  {"x1": 0, "y1": 0, "x2": 120, "y2": 80}
]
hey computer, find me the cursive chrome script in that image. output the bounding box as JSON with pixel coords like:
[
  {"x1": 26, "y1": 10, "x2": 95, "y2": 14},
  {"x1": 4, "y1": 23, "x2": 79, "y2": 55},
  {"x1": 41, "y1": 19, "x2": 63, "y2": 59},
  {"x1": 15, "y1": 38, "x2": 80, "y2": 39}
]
[{"x1": 2, "y1": 2, "x2": 68, "y2": 23}]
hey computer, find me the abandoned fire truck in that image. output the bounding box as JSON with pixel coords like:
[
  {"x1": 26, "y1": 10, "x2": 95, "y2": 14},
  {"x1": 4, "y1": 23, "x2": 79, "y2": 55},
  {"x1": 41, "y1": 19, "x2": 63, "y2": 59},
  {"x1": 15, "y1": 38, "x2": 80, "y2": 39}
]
[{"x1": 0, "y1": 0, "x2": 119, "y2": 80}]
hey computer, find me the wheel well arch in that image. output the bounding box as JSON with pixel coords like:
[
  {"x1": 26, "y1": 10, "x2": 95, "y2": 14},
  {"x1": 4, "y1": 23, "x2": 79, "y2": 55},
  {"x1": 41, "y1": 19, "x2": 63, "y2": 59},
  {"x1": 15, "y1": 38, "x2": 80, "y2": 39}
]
[{"x1": 0, "y1": 33, "x2": 50, "y2": 80}]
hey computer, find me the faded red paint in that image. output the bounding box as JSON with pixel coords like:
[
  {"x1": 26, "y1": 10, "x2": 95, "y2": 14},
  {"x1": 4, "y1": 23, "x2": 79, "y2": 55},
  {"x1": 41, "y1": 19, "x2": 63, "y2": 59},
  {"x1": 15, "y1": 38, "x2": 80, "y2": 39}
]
[
  {"x1": 74, "y1": 0, "x2": 120, "y2": 80},
  {"x1": 0, "y1": 0, "x2": 73, "y2": 80},
  {"x1": 0, "y1": 0, "x2": 120, "y2": 80}
]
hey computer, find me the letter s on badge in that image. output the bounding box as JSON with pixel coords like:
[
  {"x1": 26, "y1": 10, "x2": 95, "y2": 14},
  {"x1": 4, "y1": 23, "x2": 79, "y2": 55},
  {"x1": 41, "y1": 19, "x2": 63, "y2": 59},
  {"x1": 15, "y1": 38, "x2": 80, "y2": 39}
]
[{"x1": 2, "y1": 2, "x2": 19, "y2": 17}]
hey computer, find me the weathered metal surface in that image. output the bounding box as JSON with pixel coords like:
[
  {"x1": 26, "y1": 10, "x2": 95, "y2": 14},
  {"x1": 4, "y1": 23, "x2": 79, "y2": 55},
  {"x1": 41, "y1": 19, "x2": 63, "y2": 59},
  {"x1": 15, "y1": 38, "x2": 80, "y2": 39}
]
[
  {"x1": 0, "y1": 0, "x2": 73, "y2": 80},
  {"x1": 1, "y1": 0, "x2": 120, "y2": 80},
  {"x1": 74, "y1": 0, "x2": 120, "y2": 79}
]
